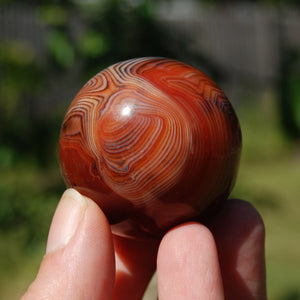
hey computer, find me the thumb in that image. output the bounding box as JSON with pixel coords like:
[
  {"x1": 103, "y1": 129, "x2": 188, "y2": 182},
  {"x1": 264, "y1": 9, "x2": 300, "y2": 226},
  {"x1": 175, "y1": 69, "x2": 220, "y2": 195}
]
[{"x1": 22, "y1": 189, "x2": 115, "y2": 300}]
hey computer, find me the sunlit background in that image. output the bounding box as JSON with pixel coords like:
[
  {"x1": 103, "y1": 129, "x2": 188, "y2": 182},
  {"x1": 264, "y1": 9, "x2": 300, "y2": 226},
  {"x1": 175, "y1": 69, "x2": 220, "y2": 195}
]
[{"x1": 0, "y1": 0, "x2": 299, "y2": 299}]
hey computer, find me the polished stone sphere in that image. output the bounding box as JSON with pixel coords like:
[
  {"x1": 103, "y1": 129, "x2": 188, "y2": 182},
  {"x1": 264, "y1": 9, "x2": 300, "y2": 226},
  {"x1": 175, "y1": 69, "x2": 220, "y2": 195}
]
[{"x1": 59, "y1": 57, "x2": 242, "y2": 239}]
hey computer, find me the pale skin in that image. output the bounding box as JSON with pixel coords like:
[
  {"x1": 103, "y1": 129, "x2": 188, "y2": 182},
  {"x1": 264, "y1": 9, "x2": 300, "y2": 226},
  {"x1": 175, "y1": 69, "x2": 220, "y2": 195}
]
[{"x1": 22, "y1": 189, "x2": 266, "y2": 300}]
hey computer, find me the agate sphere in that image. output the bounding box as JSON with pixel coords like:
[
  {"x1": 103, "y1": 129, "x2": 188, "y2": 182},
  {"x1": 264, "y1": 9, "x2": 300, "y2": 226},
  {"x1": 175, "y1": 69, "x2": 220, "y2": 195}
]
[{"x1": 59, "y1": 57, "x2": 242, "y2": 239}]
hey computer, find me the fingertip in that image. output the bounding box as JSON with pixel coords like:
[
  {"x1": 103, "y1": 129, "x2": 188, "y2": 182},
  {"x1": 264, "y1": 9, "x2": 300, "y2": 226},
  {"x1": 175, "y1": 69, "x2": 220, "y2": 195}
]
[
  {"x1": 158, "y1": 222, "x2": 215, "y2": 265},
  {"x1": 157, "y1": 222, "x2": 224, "y2": 299},
  {"x1": 46, "y1": 188, "x2": 87, "y2": 254}
]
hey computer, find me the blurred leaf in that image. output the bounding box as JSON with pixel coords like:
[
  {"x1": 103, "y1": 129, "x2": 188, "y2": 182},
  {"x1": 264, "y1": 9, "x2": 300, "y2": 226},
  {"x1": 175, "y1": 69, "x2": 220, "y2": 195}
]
[
  {"x1": 0, "y1": 147, "x2": 15, "y2": 169},
  {"x1": 289, "y1": 74, "x2": 300, "y2": 129},
  {"x1": 78, "y1": 30, "x2": 109, "y2": 58},
  {"x1": 0, "y1": 41, "x2": 43, "y2": 117},
  {"x1": 46, "y1": 30, "x2": 75, "y2": 68},
  {"x1": 37, "y1": 5, "x2": 68, "y2": 26},
  {"x1": 0, "y1": 41, "x2": 35, "y2": 66}
]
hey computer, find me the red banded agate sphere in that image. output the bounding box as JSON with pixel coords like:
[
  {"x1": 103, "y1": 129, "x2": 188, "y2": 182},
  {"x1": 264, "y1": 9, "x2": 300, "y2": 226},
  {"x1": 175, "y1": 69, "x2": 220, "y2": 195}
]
[{"x1": 59, "y1": 57, "x2": 242, "y2": 239}]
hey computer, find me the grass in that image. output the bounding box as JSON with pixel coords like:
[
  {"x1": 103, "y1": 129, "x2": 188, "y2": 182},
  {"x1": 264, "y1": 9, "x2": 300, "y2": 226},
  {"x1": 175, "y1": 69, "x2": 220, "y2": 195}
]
[
  {"x1": 0, "y1": 93, "x2": 299, "y2": 299},
  {"x1": 234, "y1": 156, "x2": 300, "y2": 300},
  {"x1": 0, "y1": 163, "x2": 63, "y2": 298},
  {"x1": 232, "y1": 94, "x2": 300, "y2": 300}
]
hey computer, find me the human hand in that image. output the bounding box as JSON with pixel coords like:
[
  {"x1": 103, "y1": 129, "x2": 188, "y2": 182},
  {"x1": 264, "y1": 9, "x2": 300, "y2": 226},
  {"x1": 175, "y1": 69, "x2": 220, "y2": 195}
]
[{"x1": 22, "y1": 189, "x2": 266, "y2": 300}]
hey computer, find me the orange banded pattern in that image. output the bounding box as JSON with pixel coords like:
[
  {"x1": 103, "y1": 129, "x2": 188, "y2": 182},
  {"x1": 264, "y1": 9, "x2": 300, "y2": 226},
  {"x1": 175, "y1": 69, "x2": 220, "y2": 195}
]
[{"x1": 59, "y1": 57, "x2": 242, "y2": 238}]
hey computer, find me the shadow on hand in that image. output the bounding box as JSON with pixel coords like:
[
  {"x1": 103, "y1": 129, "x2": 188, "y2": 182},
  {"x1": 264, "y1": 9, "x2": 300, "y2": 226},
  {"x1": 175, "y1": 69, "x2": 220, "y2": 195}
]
[
  {"x1": 112, "y1": 234, "x2": 159, "y2": 300},
  {"x1": 207, "y1": 199, "x2": 267, "y2": 300}
]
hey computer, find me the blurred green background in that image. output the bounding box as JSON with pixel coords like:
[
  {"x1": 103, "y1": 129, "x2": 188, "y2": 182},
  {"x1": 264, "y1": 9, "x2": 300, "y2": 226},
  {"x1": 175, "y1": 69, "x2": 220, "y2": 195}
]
[{"x1": 0, "y1": 0, "x2": 299, "y2": 299}]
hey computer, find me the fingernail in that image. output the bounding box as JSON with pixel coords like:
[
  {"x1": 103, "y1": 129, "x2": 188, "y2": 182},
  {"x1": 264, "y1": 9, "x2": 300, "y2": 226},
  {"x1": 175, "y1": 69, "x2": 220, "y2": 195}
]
[{"x1": 46, "y1": 189, "x2": 87, "y2": 254}]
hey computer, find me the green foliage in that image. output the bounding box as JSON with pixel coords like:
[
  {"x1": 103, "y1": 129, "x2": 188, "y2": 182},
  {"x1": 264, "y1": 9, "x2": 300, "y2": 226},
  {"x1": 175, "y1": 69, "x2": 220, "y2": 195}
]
[
  {"x1": 78, "y1": 30, "x2": 109, "y2": 58},
  {"x1": 37, "y1": 4, "x2": 68, "y2": 26},
  {"x1": 0, "y1": 147, "x2": 15, "y2": 169},
  {"x1": 46, "y1": 30, "x2": 75, "y2": 68},
  {"x1": 0, "y1": 164, "x2": 62, "y2": 236},
  {"x1": 0, "y1": 41, "x2": 43, "y2": 117},
  {"x1": 232, "y1": 98, "x2": 300, "y2": 300},
  {"x1": 0, "y1": 162, "x2": 63, "y2": 297},
  {"x1": 280, "y1": 48, "x2": 300, "y2": 138}
]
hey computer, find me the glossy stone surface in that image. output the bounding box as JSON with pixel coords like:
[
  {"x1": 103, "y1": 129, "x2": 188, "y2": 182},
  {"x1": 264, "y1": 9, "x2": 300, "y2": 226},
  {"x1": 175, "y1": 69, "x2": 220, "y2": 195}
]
[{"x1": 59, "y1": 57, "x2": 242, "y2": 239}]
